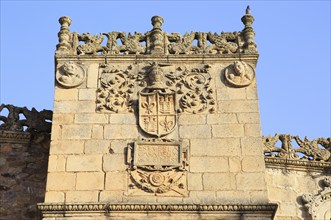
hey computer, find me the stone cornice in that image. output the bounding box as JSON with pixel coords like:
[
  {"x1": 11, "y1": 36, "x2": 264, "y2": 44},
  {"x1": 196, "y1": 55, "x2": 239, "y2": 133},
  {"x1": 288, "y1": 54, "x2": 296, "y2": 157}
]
[
  {"x1": 55, "y1": 54, "x2": 259, "y2": 64},
  {"x1": 38, "y1": 203, "x2": 278, "y2": 216},
  {"x1": 0, "y1": 130, "x2": 31, "y2": 144},
  {"x1": 265, "y1": 157, "x2": 331, "y2": 173}
]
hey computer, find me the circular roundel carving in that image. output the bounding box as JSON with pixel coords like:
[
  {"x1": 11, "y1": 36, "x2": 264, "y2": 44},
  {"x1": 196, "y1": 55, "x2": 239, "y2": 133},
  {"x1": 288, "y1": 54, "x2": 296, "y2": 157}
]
[
  {"x1": 149, "y1": 172, "x2": 165, "y2": 186},
  {"x1": 224, "y1": 61, "x2": 255, "y2": 88},
  {"x1": 56, "y1": 61, "x2": 86, "y2": 88}
]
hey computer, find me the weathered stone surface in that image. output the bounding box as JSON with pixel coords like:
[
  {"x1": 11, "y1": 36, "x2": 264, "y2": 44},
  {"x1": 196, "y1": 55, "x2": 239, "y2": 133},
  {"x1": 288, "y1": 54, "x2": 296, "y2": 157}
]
[
  {"x1": 187, "y1": 173, "x2": 203, "y2": 190},
  {"x1": 244, "y1": 123, "x2": 262, "y2": 137},
  {"x1": 104, "y1": 125, "x2": 138, "y2": 139},
  {"x1": 212, "y1": 124, "x2": 244, "y2": 138},
  {"x1": 76, "y1": 172, "x2": 104, "y2": 190},
  {"x1": 75, "y1": 113, "x2": 108, "y2": 124},
  {"x1": 50, "y1": 140, "x2": 84, "y2": 154},
  {"x1": 79, "y1": 88, "x2": 97, "y2": 100},
  {"x1": 206, "y1": 113, "x2": 238, "y2": 124},
  {"x1": 237, "y1": 112, "x2": 260, "y2": 123},
  {"x1": 242, "y1": 156, "x2": 265, "y2": 172},
  {"x1": 48, "y1": 155, "x2": 66, "y2": 172},
  {"x1": 92, "y1": 124, "x2": 104, "y2": 139},
  {"x1": 109, "y1": 114, "x2": 137, "y2": 124},
  {"x1": 66, "y1": 155, "x2": 102, "y2": 171},
  {"x1": 44, "y1": 191, "x2": 65, "y2": 203},
  {"x1": 190, "y1": 157, "x2": 229, "y2": 172},
  {"x1": 178, "y1": 114, "x2": 206, "y2": 125},
  {"x1": 66, "y1": 191, "x2": 99, "y2": 202},
  {"x1": 87, "y1": 63, "x2": 99, "y2": 88},
  {"x1": 54, "y1": 88, "x2": 78, "y2": 101},
  {"x1": 62, "y1": 125, "x2": 92, "y2": 139},
  {"x1": 179, "y1": 125, "x2": 211, "y2": 139},
  {"x1": 52, "y1": 113, "x2": 74, "y2": 124},
  {"x1": 218, "y1": 100, "x2": 259, "y2": 113},
  {"x1": 54, "y1": 101, "x2": 95, "y2": 113},
  {"x1": 85, "y1": 140, "x2": 110, "y2": 154},
  {"x1": 236, "y1": 173, "x2": 266, "y2": 190},
  {"x1": 46, "y1": 172, "x2": 76, "y2": 190},
  {"x1": 105, "y1": 172, "x2": 127, "y2": 190},
  {"x1": 103, "y1": 154, "x2": 126, "y2": 171},
  {"x1": 241, "y1": 137, "x2": 264, "y2": 156},
  {"x1": 203, "y1": 173, "x2": 234, "y2": 190},
  {"x1": 190, "y1": 138, "x2": 241, "y2": 156}
]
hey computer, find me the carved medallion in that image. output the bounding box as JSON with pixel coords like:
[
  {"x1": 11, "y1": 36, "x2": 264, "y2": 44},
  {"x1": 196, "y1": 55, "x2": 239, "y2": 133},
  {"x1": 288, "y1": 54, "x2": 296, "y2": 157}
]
[
  {"x1": 139, "y1": 90, "x2": 176, "y2": 137},
  {"x1": 56, "y1": 62, "x2": 85, "y2": 88},
  {"x1": 224, "y1": 61, "x2": 255, "y2": 88},
  {"x1": 127, "y1": 139, "x2": 188, "y2": 196}
]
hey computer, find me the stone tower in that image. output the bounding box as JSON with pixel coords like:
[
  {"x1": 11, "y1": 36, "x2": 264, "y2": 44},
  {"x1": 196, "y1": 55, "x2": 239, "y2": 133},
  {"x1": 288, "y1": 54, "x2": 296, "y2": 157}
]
[{"x1": 39, "y1": 7, "x2": 278, "y2": 219}]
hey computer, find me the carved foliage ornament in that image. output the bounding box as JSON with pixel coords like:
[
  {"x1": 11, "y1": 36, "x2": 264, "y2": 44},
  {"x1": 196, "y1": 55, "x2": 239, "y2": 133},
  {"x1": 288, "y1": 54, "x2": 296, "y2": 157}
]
[
  {"x1": 224, "y1": 61, "x2": 255, "y2": 87},
  {"x1": 302, "y1": 177, "x2": 331, "y2": 220},
  {"x1": 96, "y1": 64, "x2": 135, "y2": 113},
  {"x1": 263, "y1": 134, "x2": 331, "y2": 162},
  {"x1": 127, "y1": 139, "x2": 188, "y2": 196},
  {"x1": 56, "y1": 61, "x2": 86, "y2": 88},
  {"x1": 96, "y1": 63, "x2": 216, "y2": 114}
]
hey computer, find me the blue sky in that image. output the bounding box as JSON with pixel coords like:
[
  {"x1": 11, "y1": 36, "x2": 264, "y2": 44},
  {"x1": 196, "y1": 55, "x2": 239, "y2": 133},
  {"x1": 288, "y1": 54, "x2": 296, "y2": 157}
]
[{"x1": 0, "y1": 1, "x2": 330, "y2": 139}]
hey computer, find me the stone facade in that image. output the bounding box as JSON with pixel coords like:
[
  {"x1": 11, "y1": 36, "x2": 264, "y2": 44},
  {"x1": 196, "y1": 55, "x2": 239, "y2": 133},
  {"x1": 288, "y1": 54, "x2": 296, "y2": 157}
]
[{"x1": 1, "y1": 6, "x2": 330, "y2": 220}]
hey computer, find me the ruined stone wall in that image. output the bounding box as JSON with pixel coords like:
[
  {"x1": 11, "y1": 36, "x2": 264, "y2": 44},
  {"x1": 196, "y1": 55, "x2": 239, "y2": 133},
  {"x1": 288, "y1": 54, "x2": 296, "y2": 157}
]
[{"x1": 0, "y1": 131, "x2": 50, "y2": 220}]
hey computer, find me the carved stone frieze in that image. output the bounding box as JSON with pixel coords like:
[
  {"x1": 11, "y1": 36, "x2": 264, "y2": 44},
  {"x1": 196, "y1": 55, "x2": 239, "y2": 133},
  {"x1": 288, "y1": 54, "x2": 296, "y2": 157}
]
[
  {"x1": 55, "y1": 9, "x2": 257, "y2": 56},
  {"x1": 302, "y1": 177, "x2": 331, "y2": 220},
  {"x1": 38, "y1": 202, "x2": 278, "y2": 213},
  {"x1": 96, "y1": 64, "x2": 136, "y2": 113},
  {"x1": 56, "y1": 61, "x2": 86, "y2": 88},
  {"x1": 224, "y1": 61, "x2": 255, "y2": 88},
  {"x1": 127, "y1": 139, "x2": 188, "y2": 196},
  {"x1": 263, "y1": 134, "x2": 331, "y2": 162}
]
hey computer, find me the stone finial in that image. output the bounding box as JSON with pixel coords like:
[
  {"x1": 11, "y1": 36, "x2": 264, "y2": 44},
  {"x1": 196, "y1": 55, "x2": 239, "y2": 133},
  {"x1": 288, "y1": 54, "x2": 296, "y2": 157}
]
[
  {"x1": 56, "y1": 16, "x2": 72, "y2": 54},
  {"x1": 151, "y1": 16, "x2": 164, "y2": 30},
  {"x1": 241, "y1": 6, "x2": 257, "y2": 53}
]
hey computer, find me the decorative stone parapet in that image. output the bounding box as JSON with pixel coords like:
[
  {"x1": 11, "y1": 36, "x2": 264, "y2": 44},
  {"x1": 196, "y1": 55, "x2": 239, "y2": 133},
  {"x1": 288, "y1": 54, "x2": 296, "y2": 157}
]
[
  {"x1": 55, "y1": 7, "x2": 257, "y2": 56},
  {"x1": 0, "y1": 104, "x2": 53, "y2": 133},
  {"x1": 263, "y1": 134, "x2": 331, "y2": 172}
]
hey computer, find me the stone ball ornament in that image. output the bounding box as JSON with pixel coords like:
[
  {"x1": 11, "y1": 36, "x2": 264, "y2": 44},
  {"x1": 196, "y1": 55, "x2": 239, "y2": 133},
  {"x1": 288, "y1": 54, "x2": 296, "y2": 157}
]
[
  {"x1": 224, "y1": 61, "x2": 255, "y2": 88},
  {"x1": 56, "y1": 61, "x2": 86, "y2": 88}
]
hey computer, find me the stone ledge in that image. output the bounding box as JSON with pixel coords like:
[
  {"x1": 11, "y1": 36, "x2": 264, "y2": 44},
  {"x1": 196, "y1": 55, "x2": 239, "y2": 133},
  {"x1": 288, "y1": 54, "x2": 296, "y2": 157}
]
[
  {"x1": 0, "y1": 130, "x2": 31, "y2": 143},
  {"x1": 265, "y1": 157, "x2": 331, "y2": 173},
  {"x1": 38, "y1": 203, "x2": 278, "y2": 219}
]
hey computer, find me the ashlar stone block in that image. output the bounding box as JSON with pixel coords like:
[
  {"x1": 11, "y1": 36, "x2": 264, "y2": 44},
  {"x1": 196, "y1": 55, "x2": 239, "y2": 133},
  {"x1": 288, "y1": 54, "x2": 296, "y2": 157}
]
[
  {"x1": 76, "y1": 172, "x2": 104, "y2": 190},
  {"x1": 190, "y1": 138, "x2": 241, "y2": 157},
  {"x1": 66, "y1": 155, "x2": 102, "y2": 172},
  {"x1": 66, "y1": 191, "x2": 99, "y2": 203},
  {"x1": 203, "y1": 173, "x2": 234, "y2": 190},
  {"x1": 62, "y1": 125, "x2": 92, "y2": 140},
  {"x1": 190, "y1": 157, "x2": 228, "y2": 173},
  {"x1": 46, "y1": 172, "x2": 76, "y2": 191},
  {"x1": 179, "y1": 125, "x2": 211, "y2": 139},
  {"x1": 105, "y1": 172, "x2": 127, "y2": 190}
]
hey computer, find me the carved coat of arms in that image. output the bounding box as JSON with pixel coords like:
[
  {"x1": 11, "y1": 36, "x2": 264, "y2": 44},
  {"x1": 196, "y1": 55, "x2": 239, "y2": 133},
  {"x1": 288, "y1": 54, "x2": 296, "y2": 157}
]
[{"x1": 139, "y1": 90, "x2": 176, "y2": 137}]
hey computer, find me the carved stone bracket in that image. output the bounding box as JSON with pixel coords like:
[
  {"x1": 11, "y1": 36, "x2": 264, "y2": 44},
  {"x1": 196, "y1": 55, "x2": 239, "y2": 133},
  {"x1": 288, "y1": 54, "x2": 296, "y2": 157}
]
[
  {"x1": 263, "y1": 134, "x2": 331, "y2": 162},
  {"x1": 0, "y1": 104, "x2": 52, "y2": 133},
  {"x1": 302, "y1": 177, "x2": 331, "y2": 220},
  {"x1": 224, "y1": 61, "x2": 255, "y2": 88},
  {"x1": 126, "y1": 139, "x2": 188, "y2": 196},
  {"x1": 56, "y1": 61, "x2": 86, "y2": 88}
]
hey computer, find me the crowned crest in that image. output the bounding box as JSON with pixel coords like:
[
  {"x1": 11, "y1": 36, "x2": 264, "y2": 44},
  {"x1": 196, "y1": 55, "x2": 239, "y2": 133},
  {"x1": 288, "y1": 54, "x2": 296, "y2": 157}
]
[{"x1": 139, "y1": 90, "x2": 176, "y2": 137}]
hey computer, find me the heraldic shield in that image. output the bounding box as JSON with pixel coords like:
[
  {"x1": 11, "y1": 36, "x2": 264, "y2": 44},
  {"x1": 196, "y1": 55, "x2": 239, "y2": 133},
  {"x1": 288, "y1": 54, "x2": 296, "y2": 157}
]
[{"x1": 139, "y1": 90, "x2": 176, "y2": 137}]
